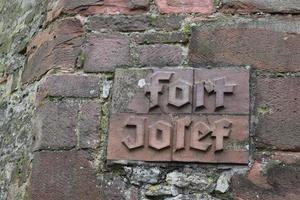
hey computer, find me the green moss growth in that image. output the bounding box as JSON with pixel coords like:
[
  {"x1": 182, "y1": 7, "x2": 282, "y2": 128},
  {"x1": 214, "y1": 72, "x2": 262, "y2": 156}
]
[{"x1": 183, "y1": 23, "x2": 191, "y2": 36}]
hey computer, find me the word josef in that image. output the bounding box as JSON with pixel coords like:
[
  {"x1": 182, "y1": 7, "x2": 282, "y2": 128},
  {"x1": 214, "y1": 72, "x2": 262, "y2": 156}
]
[{"x1": 122, "y1": 116, "x2": 232, "y2": 152}]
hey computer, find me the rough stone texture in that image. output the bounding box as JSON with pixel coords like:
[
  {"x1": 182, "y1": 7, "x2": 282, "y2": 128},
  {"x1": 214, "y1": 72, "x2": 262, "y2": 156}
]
[
  {"x1": 87, "y1": 15, "x2": 184, "y2": 32},
  {"x1": 137, "y1": 44, "x2": 183, "y2": 67},
  {"x1": 29, "y1": 151, "x2": 100, "y2": 200},
  {"x1": 155, "y1": 0, "x2": 213, "y2": 14},
  {"x1": 221, "y1": 0, "x2": 300, "y2": 14},
  {"x1": 125, "y1": 166, "x2": 161, "y2": 185},
  {"x1": 111, "y1": 68, "x2": 151, "y2": 114},
  {"x1": 33, "y1": 99, "x2": 101, "y2": 151},
  {"x1": 132, "y1": 32, "x2": 189, "y2": 44},
  {"x1": 47, "y1": 0, "x2": 149, "y2": 22},
  {"x1": 22, "y1": 18, "x2": 84, "y2": 84},
  {"x1": 99, "y1": 173, "x2": 138, "y2": 200},
  {"x1": 165, "y1": 194, "x2": 220, "y2": 200},
  {"x1": 33, "y1": 100, "x2": 79, "y2": 150},
  {"x1": 189, "y1": 17, "x2": 300, "y2": 72},
  {"x1": 36, "y1": 74, "x2": 101, "y2": 103},
  {"x1": 0, "y1": 0, "x2": 51, "y2": 198},
  {"x1": 78, "y1": 100, "x2": 101, "y2": 149},
  {"x1": 1, "y1": 0, "x2": 300, "y2": 199},
  {"x1": 0, "y1": 0, "x2": 48, "y2": 74},
  {"x1": 84, "y1": 34, "x2": 130, "y2": 72},
  {"x1": 255, "y1": 76, "x2": 300, "y2": 151},
  {"x1": 0, "y1": 87, "x2": 36, "y2": 200},
  {"x1": 232, "y1": 160, "x2": 300, "y2": 200}
]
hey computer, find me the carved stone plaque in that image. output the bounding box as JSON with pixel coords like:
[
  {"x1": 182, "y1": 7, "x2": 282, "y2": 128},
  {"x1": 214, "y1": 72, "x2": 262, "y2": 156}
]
[{"x1": 107, "y1": 68, "x2": 249, "y2": 164}]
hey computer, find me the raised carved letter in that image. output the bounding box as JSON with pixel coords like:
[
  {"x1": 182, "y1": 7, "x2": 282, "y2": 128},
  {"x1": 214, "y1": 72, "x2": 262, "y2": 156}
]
[
  {"x1": 195, "y1": 82, "x2": 205, "y2": 109},
  {"x1": 174, "y1": 117, "x2": 191, "y2": 151},
  {"x1": 122, "y1": 116, "x2": 146, "y2": 150},
  {"x1": 149, "y1": 120, "x2": 172, "y2": 150},
  {"x1": 168, "y1": 80, "x2": 192, "y2": 107},
  {"x1": 145, "y1": 72, "x2": 173, "y2": 109},
  {"x1": 214, "y1": 77, "x2": 236, "y2": 109},
  {"x1": 190, "y1": 121, "x2": 212, "y2": 151},
  {"x1": 211, "y1": 119, "x2": 232, "y2": 151}
]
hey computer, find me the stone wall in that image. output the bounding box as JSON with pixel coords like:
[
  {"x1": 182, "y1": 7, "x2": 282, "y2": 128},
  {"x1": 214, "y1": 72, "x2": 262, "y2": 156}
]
[{"x1": 0, "y1": 0, "x2": 299, "y2": 200}]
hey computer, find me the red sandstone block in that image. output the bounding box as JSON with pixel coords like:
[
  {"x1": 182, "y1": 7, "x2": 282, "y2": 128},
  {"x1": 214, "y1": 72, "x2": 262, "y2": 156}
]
[
  {"x1": 29, "y1": 151, "x2": 100, "y2": 200},
  {"x1": 84, "y1": 34, "x2": 130, "y2": 72},
  {"x1": 22, "y1": 18, "x2": 84, "y2": 84},
  {"x1": 137, "y1": 44, "x2": 183, "y2": 67},
  {"x1": 155, "y1": 0, "x2": 213, "y2": 14},
  {"x1": 78, "y1": 101, "x2": 101, "y2": 149},
  {"x1": 36, "y1": 74, "x2": 101, "y2": 103},
  {"x1": 221, "y1": 0, "x2": 300, "y2": 14},
  {"x1": 232, "y1": 160, "x2": 300, "y2": 200},
  {"x1": 255, "y1": 76, "x2": 300, "y2": 151},
  {"x1": 33, "y1": 100, "x2": 79, "y2": 151},
  {"x1": 33, "y1": 100, "x2": 101, "y2": 150},
  {"x1": 188, "y1": 18, "x2": 300, "y2": 72},
  {"x1": 48, "y1": 0, "x2": 149, "y2": 21}
]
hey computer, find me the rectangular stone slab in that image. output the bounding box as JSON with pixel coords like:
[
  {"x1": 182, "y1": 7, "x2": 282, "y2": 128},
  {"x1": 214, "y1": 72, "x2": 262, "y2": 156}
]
[
  {"x1": 172, "y1": 115, "x2": 249, "y2": 164},
  {"x1": 107, "y1": 113, "x2": 172, "y2": 162},
  {"x1": 108, "y1": 67, "x2": 250, "y2": 164},
  {"x1": 107, "y1": 113, "x2": 249, "y2": 164},
  {"x1": 194, "y1": 68, "x2": 249, "y2": 114}
]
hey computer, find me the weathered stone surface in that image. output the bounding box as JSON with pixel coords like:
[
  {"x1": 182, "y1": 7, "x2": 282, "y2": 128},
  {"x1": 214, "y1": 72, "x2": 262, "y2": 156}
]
[
  {"x1": 29, "y1": 151, "x2": 100, "y2": 200},
  {"x1": 165, "y1": 194, "x2": 220, "y2": 200},
  {"x1": 194, "y1": 67, "x2": 249, "y2": 114},
  {"x1": 132, "y1": 32, "x2": 189, "y2": 44},
  {"x1": 78, "y1": 100, "x2": 101, "y2": 149},
  {"x1": 124, "y1": 166, "x2": 161, "y2": 185},
  {"x1": 0, "y1": 87, "x2": 36, "y2": 200},
  {"x1": 221, "y1": 0, "x2": 300, "y2": 14},
  {"x1": 144, "y1": 169, "x2": 218, "y2": 198},
  {"x1": 155, "y1": 0, "x2": 213, "y2": 14},
  {"x1": 255, "y1": 77, "x2": 300, "y2": 151},
  {"x1": 150, "y1": 15, "x2": 184, "y2": 31},
  {"x1": 22, "y1": 18, "x2": 83, "y2": 84},
  {"x1": 47, "y1": 0, "x2": 149, "y2": 22},
  {"x1": 189, "y1": 17, "x2": 300, "y2": 72},
  {"x1": 33, "y1": 99, "x2": 100, "y2": 150},
  {"x1": 145, "y1": 184, "x2": 179, "y2": 197},
  {"x1": 87, "y1": 14, "x2": 184, "y2": 32},
  {"x1": 84, "y1": 34, "x2": 130, "y2": 72},
  {"x1": 33, "y1": 100, "x2": 79, "y2": 150},
  {"x1": 88, "y1": 15, "x2": 150, "y2": 32},
  {"x1": 166, "y1": 171, "x2": 215, "y2": 192},
  {"x1": 232, "y1": 161, "x2": 300, "y2": 200},
  {"x1": 99, "y1": 173, "x2": 139, "y2": 200},
  {"x1": 272, "y1": 152, "x2": 300, "y2": 164},
  {"x1": 111, "y1": 68, "x2": 151, "y2": 114},
  {"x1": 137, "y1": 45, "x2": 183, "y2": 67},
  {"x1": 36, "y1": 74, "x2": 101, "y2": 103}
]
